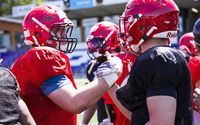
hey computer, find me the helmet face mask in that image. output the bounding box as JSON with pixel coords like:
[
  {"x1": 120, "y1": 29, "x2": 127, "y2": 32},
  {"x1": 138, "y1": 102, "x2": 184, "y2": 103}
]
[
  {"x1": 87, "y1": 37, "x2": 104, "y2": 52},
  {"x1": 119, "y1": 0, "x2": 179, "y2": 52},
  {"x1": 48, "y1": 23, "x2": 77, "y2": 53},
  {"x1": 87, "y1": 37, "x2": 105, "y2": 59},
  {"x1": 22, "y1": 5, "x2": 77, "y2": 53}
]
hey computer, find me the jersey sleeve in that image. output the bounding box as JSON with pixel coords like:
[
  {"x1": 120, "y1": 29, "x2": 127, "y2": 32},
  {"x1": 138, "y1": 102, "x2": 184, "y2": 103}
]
[
  {"x1": 40, "y1": 74, "x2": 72, "y2": 96},
  {"x1": 26, "y1": 47, "x2": 71, "y2": 87}
]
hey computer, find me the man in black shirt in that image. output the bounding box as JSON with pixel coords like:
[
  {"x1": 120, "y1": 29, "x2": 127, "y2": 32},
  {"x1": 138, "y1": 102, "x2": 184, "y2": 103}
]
[
  {"x1": 0, "y1": 58, "x2": 36, "y2": 125},
  {"x1": 115, "y1": 0, "x2": 193, "y2": 124}
]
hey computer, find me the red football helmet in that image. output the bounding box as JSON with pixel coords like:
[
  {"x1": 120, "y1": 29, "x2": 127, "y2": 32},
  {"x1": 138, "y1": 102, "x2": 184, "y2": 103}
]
[
  {"x1": 179, "y1": 32, "x2": 196, "y2": 55},
  {"x1": 86, "y1": 21, "x2": 121, "y2": 59},
  {"x1": 22, "y1": 5, "x2": 77, "y2": 53},
  {"x1": 119, "y1": 0, "x2": 179, "y2": 52}
]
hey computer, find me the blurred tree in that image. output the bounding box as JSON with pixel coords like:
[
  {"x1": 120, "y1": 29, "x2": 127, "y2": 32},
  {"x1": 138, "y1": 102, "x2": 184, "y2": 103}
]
[{"x1": 0, "y1": 0, "x2": 44, "y2": 16}]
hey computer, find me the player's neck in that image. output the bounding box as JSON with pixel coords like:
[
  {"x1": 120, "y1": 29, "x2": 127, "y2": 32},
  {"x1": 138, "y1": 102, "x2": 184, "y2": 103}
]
[{"x1": 140, "y1": 38, "x2": 168, "y2": 53}]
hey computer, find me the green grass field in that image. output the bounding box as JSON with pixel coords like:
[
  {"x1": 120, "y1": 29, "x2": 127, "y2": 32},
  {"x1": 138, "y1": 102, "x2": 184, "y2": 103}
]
[{"x1": 74, "y1": 78, "x2": 98, "y2": 125}]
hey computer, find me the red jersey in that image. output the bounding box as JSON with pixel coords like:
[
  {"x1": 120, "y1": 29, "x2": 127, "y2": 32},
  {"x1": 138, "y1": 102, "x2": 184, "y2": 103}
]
[
  {"x1": 188, "y1": 55, "x2": 200, "y2": 113},
  {"x1": 10, "y1": 47, "x2": 77, "y2": 125},
  {"x1": 103, "y1": 53, "x2": 137, "y2": 125}
]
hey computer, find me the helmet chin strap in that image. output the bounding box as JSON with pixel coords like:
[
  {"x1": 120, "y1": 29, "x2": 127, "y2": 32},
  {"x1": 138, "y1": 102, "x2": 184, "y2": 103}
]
[
  {"x1": 32, "y1": 36, "x2": 40, "y2": 46},
  {"x1": 131, "y1": 26, "x2": 157, "y2": 52},
  {"x1": 128, "y1": 14, "x2": 143, "y2": 32}
]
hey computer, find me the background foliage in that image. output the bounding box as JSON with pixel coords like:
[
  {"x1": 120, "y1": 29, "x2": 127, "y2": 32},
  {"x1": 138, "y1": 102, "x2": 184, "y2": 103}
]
[{"x1": 0, "y1": 0, "x2": 44, "y2": 16}]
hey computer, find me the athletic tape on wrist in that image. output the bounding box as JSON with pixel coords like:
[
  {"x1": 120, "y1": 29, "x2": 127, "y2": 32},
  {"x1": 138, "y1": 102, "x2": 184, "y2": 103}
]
[{"x1": 102, "y1": 72, "x2": 118, "y2": 88}]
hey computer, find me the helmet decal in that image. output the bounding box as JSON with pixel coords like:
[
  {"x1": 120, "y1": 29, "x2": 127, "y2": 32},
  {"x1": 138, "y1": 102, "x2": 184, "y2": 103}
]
[{"x1": 57, "y1": 10, "x2": 67, "y2": 20}]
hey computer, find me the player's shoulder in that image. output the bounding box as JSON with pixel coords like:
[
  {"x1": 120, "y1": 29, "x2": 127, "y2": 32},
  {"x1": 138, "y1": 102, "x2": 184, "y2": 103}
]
[
  {"x1": 188, "y1": 55, "x2": 200, "y2": 80},
  {"x1": 0, "y1": 66, "x2": 9, "y2": 72},
  {"x1": 26, "y1": 47, "x2": 70, "y2": 74},
  {"x1": 189, "y1": 55, "x2": 200, "y2": 66},
  {"x1": 0, "y1": 67, "x2": 14, "y2": 76},
  {"x1": 27, "y1": 46, "x2": 68, "y2": 61},
  {"x1": 29, "y1": 46, "x2": 66, "y2": 55},
  {"x1": 140, "y1": 46, "x2": 180, "y2": 60},
  {"x1": 136, "y1": 46, "x2": 184, "y2": 69},
  {"x1": 0, "y1": 67, "x2": 16, "y2": 83}
]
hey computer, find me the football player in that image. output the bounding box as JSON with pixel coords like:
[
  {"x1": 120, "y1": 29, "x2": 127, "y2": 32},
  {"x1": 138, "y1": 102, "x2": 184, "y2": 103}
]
[
  {"x1": 188, "y1": 18, "x2": 200, "y2": 125},
  {"x1": 82, "y1": 21, "x2": 120, "y2": 125},
  {"x1": 115, "y1": 0, "x2": 193, "y2": 124},
  {"x1": 0, "y1": 55, "x2": 36, "y2": 125},
  {"x1": 10, "y1": 5, "x2": 123, "y2": 125},
  {"x1": 179, "y1": 32, "x2": 197, "y2": 61},
  {"x1": 82, "y1": 21, "x2": 138, "y2": 125}
]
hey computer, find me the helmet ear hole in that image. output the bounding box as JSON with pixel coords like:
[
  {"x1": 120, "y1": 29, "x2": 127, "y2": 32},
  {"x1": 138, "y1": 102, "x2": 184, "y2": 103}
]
[
  {"x1": 138, "y1": 25, "x2": 148, "y2": 31},
  {"x1": 112, "y1": 38, "x2": 115, "y2": 43},
  {"x1": 35, "y1": 32, "x2": 42, "y2": 38},
  {"x1": 168, "y1": 15, "x2": 173, "y2": 17}
]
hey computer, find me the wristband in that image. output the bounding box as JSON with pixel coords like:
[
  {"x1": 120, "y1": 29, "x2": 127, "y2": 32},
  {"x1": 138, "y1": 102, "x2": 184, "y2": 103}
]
[{"x1": 102, "y1": 73, "x2": 118, "y2": 88}]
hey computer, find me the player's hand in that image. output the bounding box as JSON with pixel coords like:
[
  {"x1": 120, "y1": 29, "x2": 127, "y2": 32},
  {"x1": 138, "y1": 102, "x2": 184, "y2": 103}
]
[
  {"x1": 105, "y1": 51, "x2": 123, "y2": 78},
  {"x1": 194, "y1": 88, "x2": 200, "y2": 110},
  {"x1": 96, "y1": 51, "x2": 123, "y2": 87}
]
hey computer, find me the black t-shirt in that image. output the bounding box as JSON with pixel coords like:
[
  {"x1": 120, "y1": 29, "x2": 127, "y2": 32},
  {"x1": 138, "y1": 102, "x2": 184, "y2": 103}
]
[
  {"x1": 116, "y1": 46, "x2": 193, "y2": 125},
  {"x1": 0, "y1": 67, "x2": 21, "y2": 125}
]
